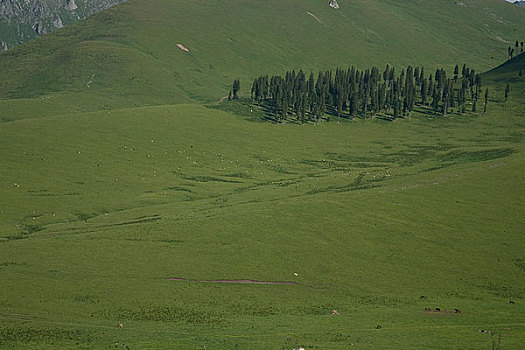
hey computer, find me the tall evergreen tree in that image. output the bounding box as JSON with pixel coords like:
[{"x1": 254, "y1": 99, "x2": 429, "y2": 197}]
[
  {"x1": 456, "y1": 88, "x2": 463, "y2": 113},
  {"x1": 483, "y1": 88, "x2": 489, "y2": 113},
  {"x1": 232, "y1": 79, "x2": 241, "y2": 99},
  {"x1": 421, "y1": 78, "x2": 428, "y2": 106},
  {"x1": 432, "y1": 88, "x2": 441, "y2": 113},
  {"x1": 474, "y1": 74, "x2": 482, "y2": 100}
]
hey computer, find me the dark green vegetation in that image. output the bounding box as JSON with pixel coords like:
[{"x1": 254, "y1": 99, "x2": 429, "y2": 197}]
[
  {"x1": 0, "y1": 0, "x2": 524, "y2": 349},
  {"x1": 507, "y1": 40, "x2": 524, "y2": 60},
  {"x1": 247, "y1": 64, "x2": 483, "y2": 123}
]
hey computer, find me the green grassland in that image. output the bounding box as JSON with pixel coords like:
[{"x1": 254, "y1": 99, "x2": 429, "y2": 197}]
[
  {"x1": 1, "y1": 72, "x2": 524, "y2": 349},
  {"x1": 1, "y1": 0, "x2": 525, "y2": 349}
]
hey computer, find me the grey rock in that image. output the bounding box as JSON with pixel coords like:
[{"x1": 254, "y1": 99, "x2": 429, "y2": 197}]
[
  {"x1": 64, "y1": 0, "x2": 77, "y2": 11},
  {"x1": 53, "y1": 14, "x2": 61, "y2": 28},
  {"x1": 0, "y1": 0, "x2": 126, "y2": 47},
  {"x1": 329, "y1": 0, "x2": 340, "y2": 9}
]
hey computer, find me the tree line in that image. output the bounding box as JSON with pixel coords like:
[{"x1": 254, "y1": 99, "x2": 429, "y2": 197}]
[
  {"x1": 508, "y1": 40, "x2": 524, "y2": 60},
  {"x1": 233, "y1": 64, "x2": 488, "y2": 123}
]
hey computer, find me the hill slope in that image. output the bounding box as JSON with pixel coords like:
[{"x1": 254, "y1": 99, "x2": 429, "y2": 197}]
[
  {"x1": 0, "y1": 102, "x2": 524, "y2": 349},
  {"x1": 0, "y1": 0, "x2": 524, "y2": 117},
  {"x1": 486, "y1": 51, "x2": 525, "y2": 78},
  {"x1": 0, "y1": 1, "x2": 524, "y2": 349}
]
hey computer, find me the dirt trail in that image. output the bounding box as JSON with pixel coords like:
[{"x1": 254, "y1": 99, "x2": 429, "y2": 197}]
[{"x1": 169, "y1": 277, "x2": 297, "y2": 285}]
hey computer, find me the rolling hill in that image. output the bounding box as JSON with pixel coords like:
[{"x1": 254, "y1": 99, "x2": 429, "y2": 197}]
[
  {"x1": 0, "y1": 0, "x2": 524, "y2": 119},
  {"x1": 0, "y1": 1, "x2": 524, "y2": 349}
]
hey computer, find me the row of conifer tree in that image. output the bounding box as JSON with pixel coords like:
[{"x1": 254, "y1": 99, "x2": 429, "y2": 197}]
[{"x1": 243, "y1": 64, "x2": 488, "y2": 122}]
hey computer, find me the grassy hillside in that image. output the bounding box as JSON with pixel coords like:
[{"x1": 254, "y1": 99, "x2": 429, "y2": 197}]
[
  {"x1": 486, "y1": 51, "x2": 525, "y2": 81},
  {"x1": 1, "y1": 1, "x2": 524, "y2": 349},
  {"x1": 1, "y1": 100, "x2": 524, "y2": 349},
  {"x1": 0, "y1": 0, "x2": 524, "y2": 119}
]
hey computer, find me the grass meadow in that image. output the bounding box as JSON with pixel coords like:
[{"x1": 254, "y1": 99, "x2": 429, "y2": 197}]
[
  {"x1": 0, "y1": 76, "x2": 524, "y2": 348},
  {"x1": 0, "y1": 0, "x2": 524, "y2": 348}
]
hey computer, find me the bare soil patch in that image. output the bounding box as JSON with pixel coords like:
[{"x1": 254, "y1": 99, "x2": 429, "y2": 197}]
[{"x1": 169, "y1": 277, "x2": 297, "y2": 285}]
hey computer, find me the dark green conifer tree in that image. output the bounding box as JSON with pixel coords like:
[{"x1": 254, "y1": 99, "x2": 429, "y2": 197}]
[
  {"x1": 421, "y1": 78, "x2": 428, "y2": 106},
  {"x1": 350, "y1": 92, "x2": 357, "y2": 119},
  {"x1": 456, "y1": 88, "x2": 463, "y2": 113},
  {"x1": 383, "y1": 65, "x2": 390, "y2": 84},
  {"x1": 232, "y1": 79, "x2": 241, "y2": 99},
  {"x1": 432, "y1": 88, "x2": 441, "y2": 113},
  {"x1": 414, "y1": 67, "x2": 420, "y2": 86},
  {"x1": 483, "y1": 88, "x2": 489, "y2": 113}
]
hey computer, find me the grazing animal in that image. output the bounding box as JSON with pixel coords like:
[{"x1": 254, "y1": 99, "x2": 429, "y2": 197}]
[
  {"x1": 509, "y1": 300, "x2": 515, "y2": 304},
  {"x1": 376, "y1": 324, "x2": 382, "y2": 329},
  {"x1": 454, "y1": 308, "x2": 461, "y2": 313},
  {"x1": 435, "y1": 308, "x2": 441, "y2": 312},
  {"x1": 420, "y1": 295, "x2": 427, "y2": 300},
  {"x1": 331, "y1": 309, "x2": 340, "y2": 315},
  {"x1": 425, "y1": 307, "x2": 431, "y2": 312},
  {"x1": 117, "y1": 323, "x2": 123, "y2": 328}
]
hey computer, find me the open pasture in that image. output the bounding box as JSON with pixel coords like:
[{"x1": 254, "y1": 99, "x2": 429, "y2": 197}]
[{"x1": 0, "y1": 92, "x2": 524, "y2": 348}]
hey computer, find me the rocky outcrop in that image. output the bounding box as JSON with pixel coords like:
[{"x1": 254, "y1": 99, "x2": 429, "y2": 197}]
[
  {"x1": 65, "y1": 0, "x2": 77, "y2": 11},
  {"x1": 329, "y1": 0, "x2": 340, "y2": 9},
  {"x1": 32, "y1": 21, "x2": 46, "y2": 34},
  {"x1": 0, "y1": 0, "x2": 126, "y2": 47},
  {"x1": 53, "y1": 15, "x2": 62, "y2": 28}
]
